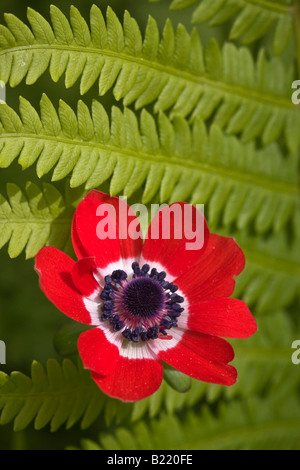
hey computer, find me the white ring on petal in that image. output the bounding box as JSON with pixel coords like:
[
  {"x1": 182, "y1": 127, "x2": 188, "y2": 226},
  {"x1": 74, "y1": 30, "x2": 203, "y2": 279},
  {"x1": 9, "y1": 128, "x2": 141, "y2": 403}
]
[
  {"x1": 148, "y1": 327, "x2": 185, "y2": 354},
  {"x1": 96, "y1": 322, "x2": 158, "y2": 361},
  {"x1": 120, "y1": 339, "x2": 158, "y2": 360},
  {"x1": 175, "y1": 293, "x2": 189, "y2": 329},
  {"x1": 87, "y1": 286, "x2": 102, "y2": 303},
  {"x1": 96, "y1": 322, "x2": 124, "y2": 351},
  {"x1": 83, "y1": 297, "x2": 102, "y2": 326}
]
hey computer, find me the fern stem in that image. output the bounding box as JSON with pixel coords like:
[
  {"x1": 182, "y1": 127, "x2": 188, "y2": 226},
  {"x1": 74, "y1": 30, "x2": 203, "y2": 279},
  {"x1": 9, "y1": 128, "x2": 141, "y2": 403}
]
[
  {"x1": 0, "y1": 44, "x2": 295, "y2": 111},
  {"x1": 1, "y1": 133, "x2": 298, "y2": 197}
]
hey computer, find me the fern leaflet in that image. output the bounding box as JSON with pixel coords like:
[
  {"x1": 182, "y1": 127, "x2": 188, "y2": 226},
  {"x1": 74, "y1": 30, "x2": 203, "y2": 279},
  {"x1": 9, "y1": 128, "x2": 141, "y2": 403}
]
[
  {"x1": 0, "y1": 358, "x2": 125, "y2": 432},
  {"x1": 0, "y1": 181, "x2": 80, "y2": 259},
  {"x1": 72, "y1": 393, "x2": 300, "y2": 450},
  {"x1": 153, "y1": 0, "x2": 294, "y2": 55},
  {"x1": 234, "y1": 230, "x2": 300, "y2": 313}
]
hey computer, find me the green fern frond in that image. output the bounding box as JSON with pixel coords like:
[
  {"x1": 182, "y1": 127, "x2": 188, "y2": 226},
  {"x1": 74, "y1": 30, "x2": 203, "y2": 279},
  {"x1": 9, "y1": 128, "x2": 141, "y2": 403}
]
[
  {"x1": 74, "y1": 393, "x2": 300, "y2": 450},
  {"x1": 155, "y1": 0, "x2": 293, "y2": 55},
  {"x1": 0, "y1": 358, "x2": 125, "y2": 432},
  {"x1": 0, "y1": 181, "x2": 78, "y2": 259},
  {"x1": 0, "y1": 96, "x2": 298, "y2": 237},
  {"x1": 0, "y1": 313, "x2": 298, "y2": 433},
  {"x1": 0, "y1": 6, "x2": 299, "y2": 152},
  {"x1": 0, "y1": 100, "x2": 299, "y2": 311},
  {"x1": 130, "y1": 311, "x2": 300, "y2": 421},
  {"x1": 234, "y1": 231, "x2": 300, "y2": 313}
]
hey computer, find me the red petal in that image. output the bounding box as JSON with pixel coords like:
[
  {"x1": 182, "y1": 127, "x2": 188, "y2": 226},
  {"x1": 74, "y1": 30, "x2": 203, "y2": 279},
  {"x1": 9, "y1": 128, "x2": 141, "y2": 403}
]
[
  {"x1": 71, "y1": 257, "x2": 100, "y2": 299},
  {"x1": 179, "y1": 298, "x2": 257, "y2": 339},
  {"x1": 142, "y1": 202, "x2": 209, "y2": 279},
  {"x1": 35, "y1": 247, "x2": 92, "y2": 324},
  {"x1": 150, "y1": 329, "x2": 237, "y2": 386},
  {"x1": 175, "y1": 233, "x2": 245, "y2": 303},
  {"x1": 78, "y1": 326, "x2": 121, "y2": 376},
  {"x1": 72, "y1": 191, "x2": 143, "y2": 270},
  {"x1": 91, "y1": 343, "x2": 163, "y2": 402}
]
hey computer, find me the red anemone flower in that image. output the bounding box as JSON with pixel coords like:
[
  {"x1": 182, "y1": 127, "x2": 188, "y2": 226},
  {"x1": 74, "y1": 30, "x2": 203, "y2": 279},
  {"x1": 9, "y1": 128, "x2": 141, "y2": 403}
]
[{"x1": 35, "y1": 190, "x2": 257, "y2": 402}]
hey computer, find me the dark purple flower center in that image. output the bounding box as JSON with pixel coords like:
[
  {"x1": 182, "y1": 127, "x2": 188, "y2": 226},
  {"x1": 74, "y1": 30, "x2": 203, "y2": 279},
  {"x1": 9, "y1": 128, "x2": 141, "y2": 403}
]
[
  {"x1": 99, "y1": 262, "x2": 184, "y2": 343},
  {"x1": 122, "y1": 277, "x2": 165, "y2": 319}
]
